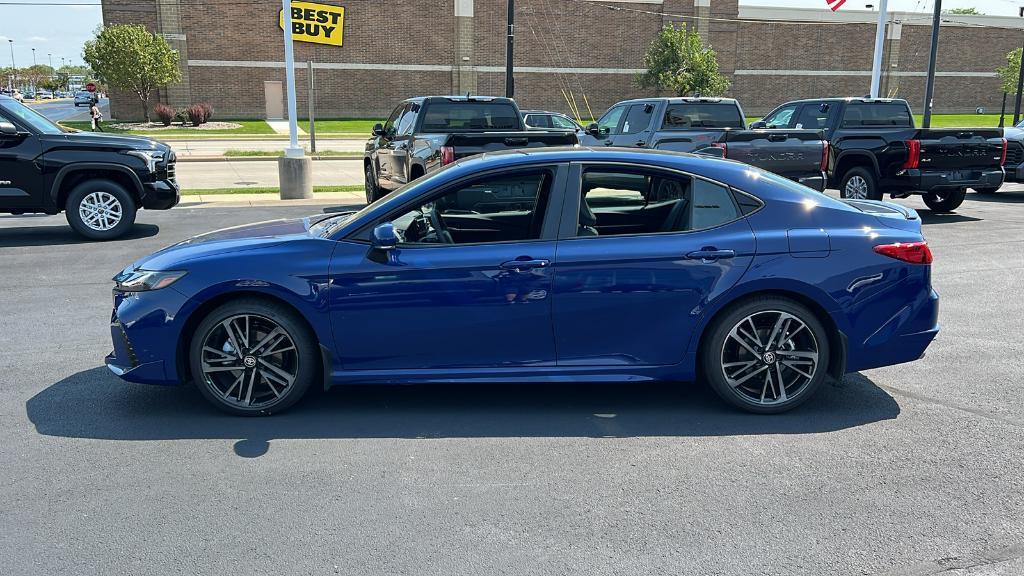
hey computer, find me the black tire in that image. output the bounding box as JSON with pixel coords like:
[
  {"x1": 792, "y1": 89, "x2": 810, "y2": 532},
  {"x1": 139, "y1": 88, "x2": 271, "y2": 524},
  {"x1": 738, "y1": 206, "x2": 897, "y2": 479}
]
[
  {"x1": 190, "y1": 298, "x2": 318, "y2": 416},
  {"x1": 701, "y1": 296, "x2": 831, "y2": 414},
  {"x1": 64, "y1": 179, "x2": 137, "y2": 240},
  {"x1": 971, "y1": 186, "x2": 1000, "y2": 194},
  {"x1": 839, "y1": 166, "x2": 882, "y2": 201},
  {"x1": 364, "y1": 162, "x2": 381, "y2": 204},
  {"x1": 922, "y1": 188, "x2": 967, "y2": 213}
]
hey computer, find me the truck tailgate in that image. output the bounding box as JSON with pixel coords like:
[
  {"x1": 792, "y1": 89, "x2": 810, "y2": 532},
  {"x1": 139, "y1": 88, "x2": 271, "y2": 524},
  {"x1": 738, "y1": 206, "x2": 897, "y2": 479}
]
[
  {"x1": 445, "y1": 131, "x2": 577, "y2": 160},
  {"x1": 917, "y1": 129, "x2": 1004, "y2": 170},
  {"x1": 721, "y1": 129, "x2": 825, "y2": 177}
]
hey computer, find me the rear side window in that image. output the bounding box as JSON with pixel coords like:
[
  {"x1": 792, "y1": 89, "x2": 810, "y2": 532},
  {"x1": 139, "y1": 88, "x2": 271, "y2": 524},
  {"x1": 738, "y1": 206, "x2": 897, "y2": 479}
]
[
  {"x1": 621, "y1": 104, "x2": 654, "y2": 135},
  {"x1": 420, "y1": 101, "x2": 521, "y2": 131},
  {"x1": 524, "y1": 114, "x2": 551, "y2": 128},
  {"x1": 662, "y1": 104, "x2": 745, "y2": 129},
  {"x1": 841, "y1": 103, "x2": 912, "y2": 127},
  {"x1": 690, "y1": 179, "x2": 741, "y2": 230}
]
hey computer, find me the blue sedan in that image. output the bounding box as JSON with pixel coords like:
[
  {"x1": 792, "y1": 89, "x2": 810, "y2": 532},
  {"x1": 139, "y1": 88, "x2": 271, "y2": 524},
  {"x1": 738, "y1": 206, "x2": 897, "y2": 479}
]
[{"x1": 106, "y1": 147, "x2": 938, "y2": 415}]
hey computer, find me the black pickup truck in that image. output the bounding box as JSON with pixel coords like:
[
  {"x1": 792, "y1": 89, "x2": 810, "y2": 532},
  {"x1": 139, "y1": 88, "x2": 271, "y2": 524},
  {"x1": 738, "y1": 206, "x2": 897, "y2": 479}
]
[
  {"x1": 754, "y1": 98, "x2": 1006, "y2": 212},
  {"x1": 364, "y1": 96, "x2": 577, "y2": 202},
  {"x1": 578, "y1": 97, "x2": 828, "y2": 191},
  {"x1": 0, "y1": 95, "x2": 178, "y2": 239}
]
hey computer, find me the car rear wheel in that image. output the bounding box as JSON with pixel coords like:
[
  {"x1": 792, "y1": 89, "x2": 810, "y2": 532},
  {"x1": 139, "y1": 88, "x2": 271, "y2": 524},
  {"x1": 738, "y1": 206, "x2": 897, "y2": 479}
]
[
  {"x1": 839, "y1": 167, "x2": 881, "y2": 201},
  {"x1": 922, "y1": 188, "x2": 967, "y2": 212},
  {"x1": 65, "y1": 179, "x2": 137, "y2": 240},
  {"x1": 701, "y1": 297, "x2": 831, "y2": 414},
  {"x1": 189, "y1": 298, "x2": 317, "y2": 416}
]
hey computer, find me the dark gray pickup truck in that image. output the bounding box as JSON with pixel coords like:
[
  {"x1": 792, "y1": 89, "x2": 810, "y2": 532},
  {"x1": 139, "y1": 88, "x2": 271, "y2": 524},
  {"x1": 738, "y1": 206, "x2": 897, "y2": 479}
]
[
  {"x1": 579, "y1": 97, "x2": 828, "y2": 191},
  {"x1": 364, "y1": 96, "x2": 577, "y2": 202}
]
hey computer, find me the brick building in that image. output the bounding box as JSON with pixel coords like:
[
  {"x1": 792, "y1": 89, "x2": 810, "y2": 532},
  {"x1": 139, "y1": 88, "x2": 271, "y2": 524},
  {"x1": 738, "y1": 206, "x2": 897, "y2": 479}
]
[{"x1": 101, "y1": 0, "x2": 1024, "y2": 121}]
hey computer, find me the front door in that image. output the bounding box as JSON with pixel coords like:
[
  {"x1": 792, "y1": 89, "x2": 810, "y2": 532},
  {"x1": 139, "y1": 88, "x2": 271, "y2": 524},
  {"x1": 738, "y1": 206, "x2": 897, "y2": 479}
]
[
  {"x1": 551, "y1": 163, "x2": 756, "y2": 366},
  {"x1": 329, "y1": 165, "x2": 567, "y2": 371},
  {"x1": 0, "y1": 113, "x2": 43, "y2": 211}
]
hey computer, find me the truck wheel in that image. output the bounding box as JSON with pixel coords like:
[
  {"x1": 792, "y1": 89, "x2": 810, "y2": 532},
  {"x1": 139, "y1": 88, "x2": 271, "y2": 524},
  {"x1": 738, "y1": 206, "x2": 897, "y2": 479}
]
[
  {"x1": 839, "y1": 167, "x2": 881, "y2": 201},
  {"x1": 923, "y1": 188, "x2": 967, "y2": 213},
  {"x1": 65, "y1": 179, "x2": 137, "y2": 240},
  {"x1": 364, "y1": 163, "x2": 381, "y2": 204}
]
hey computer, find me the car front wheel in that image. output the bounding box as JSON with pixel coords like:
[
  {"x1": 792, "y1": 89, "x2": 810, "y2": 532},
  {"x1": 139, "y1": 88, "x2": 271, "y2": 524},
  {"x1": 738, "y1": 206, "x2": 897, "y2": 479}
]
[
  {"x1": 364, "y1": 162, "x2": 381, "y2": 204},
  {"x1": 701, "y1": 297, "x2": 831, "y2": 414},
  {"x1": 189, "y1": 298, "x2": 318, "y2": 416},
  {"x1": 65, "y1": 179, "x2": 137, "y2": 240}
]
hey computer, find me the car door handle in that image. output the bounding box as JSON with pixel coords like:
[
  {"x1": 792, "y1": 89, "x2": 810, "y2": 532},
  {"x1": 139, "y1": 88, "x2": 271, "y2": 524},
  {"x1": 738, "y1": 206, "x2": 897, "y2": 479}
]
[
  {"x1": 686, "y1": 248, "x2": 736, "y2": 261},
  {"x1": 500, "y1": 258, "x2": 550, "y2": 271},
  {"x1": 635, "y1": 140, "x2": 646, "y2": 147}
]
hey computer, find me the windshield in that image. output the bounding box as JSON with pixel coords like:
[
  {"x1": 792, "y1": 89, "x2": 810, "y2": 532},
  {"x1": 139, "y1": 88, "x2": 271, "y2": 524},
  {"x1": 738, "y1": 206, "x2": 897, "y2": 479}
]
[{"x1": 0, "y1": 98, "x2": 65, "y2": 134}]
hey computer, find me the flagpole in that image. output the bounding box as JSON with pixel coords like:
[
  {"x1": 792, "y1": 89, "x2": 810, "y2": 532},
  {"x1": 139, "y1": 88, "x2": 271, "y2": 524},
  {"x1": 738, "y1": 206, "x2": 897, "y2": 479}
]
[{"x1": 869, "y1": 0, "x2": 889, "y2": 98}]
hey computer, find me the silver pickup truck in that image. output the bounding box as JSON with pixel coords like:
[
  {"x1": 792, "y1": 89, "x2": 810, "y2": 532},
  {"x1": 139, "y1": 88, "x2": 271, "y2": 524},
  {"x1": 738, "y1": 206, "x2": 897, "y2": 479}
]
[{"x1": 579, "y1": 97, "x2": 828, "y2": 191}]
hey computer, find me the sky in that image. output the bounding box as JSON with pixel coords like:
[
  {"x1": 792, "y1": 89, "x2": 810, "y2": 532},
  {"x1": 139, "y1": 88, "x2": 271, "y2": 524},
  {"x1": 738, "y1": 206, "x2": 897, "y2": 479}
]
[{"x1": 0, "y1": 0, "x2": 1018, "y2": 70}]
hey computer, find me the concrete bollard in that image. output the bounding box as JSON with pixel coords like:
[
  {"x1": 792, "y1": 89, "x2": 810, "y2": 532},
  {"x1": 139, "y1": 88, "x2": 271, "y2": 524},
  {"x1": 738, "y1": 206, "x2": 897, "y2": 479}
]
[{"x1": 278, "y1": 155, "x2": 314, "y2": 200}]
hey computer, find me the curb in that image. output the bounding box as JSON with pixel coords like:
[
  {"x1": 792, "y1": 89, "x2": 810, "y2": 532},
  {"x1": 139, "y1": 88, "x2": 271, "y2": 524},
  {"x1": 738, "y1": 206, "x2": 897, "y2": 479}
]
[{"x1": 176, "y1": 155, "x2": 362, "y2": 163}]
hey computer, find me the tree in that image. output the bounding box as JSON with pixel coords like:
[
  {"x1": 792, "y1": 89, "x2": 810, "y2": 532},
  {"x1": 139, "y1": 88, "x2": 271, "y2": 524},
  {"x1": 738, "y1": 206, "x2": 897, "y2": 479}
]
[
  {"x1": 83, "y1": 24, "x2": 180, "y2": 121},
  {"x1": 996, "y1": 48, "x2": 1021, "y2": 95},
  {"x1": 636, "y1": 23, "x2": 730, "y2": 97},
  {"x1": 942, "y1": 7, "x2": 981, "y2": 15}
]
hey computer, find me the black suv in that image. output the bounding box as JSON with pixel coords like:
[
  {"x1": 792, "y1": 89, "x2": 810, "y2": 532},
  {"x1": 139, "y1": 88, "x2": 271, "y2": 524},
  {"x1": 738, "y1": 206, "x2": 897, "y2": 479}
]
[{"x1": 0, "y1": 95, "x2": 179, "y2": 239}]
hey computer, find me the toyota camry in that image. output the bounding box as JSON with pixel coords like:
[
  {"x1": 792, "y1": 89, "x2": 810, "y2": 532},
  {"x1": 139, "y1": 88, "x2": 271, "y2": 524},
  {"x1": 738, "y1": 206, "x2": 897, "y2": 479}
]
[{"x1": 106, "y1": 147, "x2": 938, "y2": 415}]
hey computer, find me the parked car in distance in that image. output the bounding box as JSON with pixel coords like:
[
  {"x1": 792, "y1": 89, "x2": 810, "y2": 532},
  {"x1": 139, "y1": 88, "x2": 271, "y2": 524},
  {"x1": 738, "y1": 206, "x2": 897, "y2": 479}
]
[
  {"x1": 0, "y1": 95, "x2": 179, "y2": 239},
  {"x1": 74, "y1": 92, "x2": 96, "y2": 107},
  {"x1": 364, "y1": 96, "x2": 578, "y2": 203},
  {"x1": 35, "y1": 90, "x2": 53, "y2": 100},
  {"x1": 755, "y1": 98, "x2": 1006, "y2": 211},
  {"x1": 579, "y1": 97, "x2": 828, "y2": 191},
  {"x1": 106, "y1": 147, "x2": 938, "y2": 417},
  {"x1": 522, "y1": 110, "x2": 585, "y2": 137}
]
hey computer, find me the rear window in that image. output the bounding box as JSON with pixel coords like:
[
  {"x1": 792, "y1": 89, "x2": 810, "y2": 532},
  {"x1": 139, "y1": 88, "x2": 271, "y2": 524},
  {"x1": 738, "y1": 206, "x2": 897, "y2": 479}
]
[
  {"x1": 662, "y1": 104, "x2": 745, "y2": 129},
  {"x1": 841, "y1": 103, "x2": 912, "y2": 127},
  {"x1": 420, "y1": 101, "x2": 521, "y2": 132}
]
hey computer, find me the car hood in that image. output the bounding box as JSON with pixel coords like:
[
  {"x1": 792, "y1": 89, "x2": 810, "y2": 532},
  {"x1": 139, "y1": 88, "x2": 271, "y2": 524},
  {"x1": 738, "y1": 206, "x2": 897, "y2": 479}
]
[
  {"x1": 130, "y1": 213, "x2": 351, "y2": 271},
  {"x1": 44, "y1": 131, "x2": 168, "y2": 151}
]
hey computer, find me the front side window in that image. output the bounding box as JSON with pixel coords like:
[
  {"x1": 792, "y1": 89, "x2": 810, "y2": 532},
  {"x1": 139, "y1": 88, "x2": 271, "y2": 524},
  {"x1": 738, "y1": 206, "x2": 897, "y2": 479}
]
[
  {"x1": 388, "y1": 170, "x2": 552, "y2": 245},
  {"x1": 551, "y1": 115, "x2": 578, "y2": 130},
  {"x1": 382, "y1": 104, "x2": 405, "y2": 135},
  {"x1": 597, "y1": 105, "x2": 626, "y2": 135},
  {"x1": 395, "y1": 103, "x2": 419, "y2": 135},
  {"x1": 575, "y1": 168, "x2": 741, "y2": 237},
  {"x1": 762, "y1": 104, "x2": 798, "y2": 129}
]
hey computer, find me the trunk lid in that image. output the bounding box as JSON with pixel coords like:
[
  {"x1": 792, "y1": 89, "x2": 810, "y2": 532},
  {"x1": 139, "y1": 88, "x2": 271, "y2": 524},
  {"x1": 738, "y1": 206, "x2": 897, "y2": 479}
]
[
  {"x1": 916, "y1": 128, "x2": 1004, "y2": 170},
  {"x1": 840, "y1": 198, "x2": 922, "y2": 233}
]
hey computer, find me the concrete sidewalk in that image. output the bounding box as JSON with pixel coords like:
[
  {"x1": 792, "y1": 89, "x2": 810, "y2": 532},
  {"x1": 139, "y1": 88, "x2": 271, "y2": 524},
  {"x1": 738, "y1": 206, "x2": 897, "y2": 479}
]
[
  {"x1": 170, "y1": 137, "x2": 364, "y2": 159},
  {"x1": 176, "y1": 158, "x2": 363, "y2": 189},
  {"x1": 179, "y1": 190, "x2": 365, "y2": 207}
]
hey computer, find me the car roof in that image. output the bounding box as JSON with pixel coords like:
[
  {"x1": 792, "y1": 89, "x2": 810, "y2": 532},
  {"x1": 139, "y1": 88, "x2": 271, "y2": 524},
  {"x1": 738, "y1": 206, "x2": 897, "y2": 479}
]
[
  {"x1": 780, "y1": 97, "x2": 909, "y2": 105},
  {"x1": 612, "y1": 97, "x2": 739, "y2": 106},
  {"x1": 403, "y1": 95, "x2": 516, "y2": 104}
]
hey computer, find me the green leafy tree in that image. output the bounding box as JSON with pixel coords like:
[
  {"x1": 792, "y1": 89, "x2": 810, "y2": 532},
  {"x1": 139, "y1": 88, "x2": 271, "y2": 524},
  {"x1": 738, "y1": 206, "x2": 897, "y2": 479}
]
[
  {"x1": 83, "y1": 24, "x2": 181, "y2": 121},
  {"x1": 942, "y1": 7, "x2": 981, "y2": 15},
  {"x1": 636, "y1": 23, "x2": 730, "y2": 97},
  {"x1": 997, "y1": 48, "x2": 1021, "y2": 95}
]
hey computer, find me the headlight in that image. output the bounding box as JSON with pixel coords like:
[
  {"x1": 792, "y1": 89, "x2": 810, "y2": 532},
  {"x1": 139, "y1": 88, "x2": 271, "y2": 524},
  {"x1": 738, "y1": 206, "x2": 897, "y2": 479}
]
[
  {"x1": 123, "y1": 150, "x2": 165, "y2": 172},
  {"x1": 113, "y1": 268, "x2": 187, "y2": 292}
]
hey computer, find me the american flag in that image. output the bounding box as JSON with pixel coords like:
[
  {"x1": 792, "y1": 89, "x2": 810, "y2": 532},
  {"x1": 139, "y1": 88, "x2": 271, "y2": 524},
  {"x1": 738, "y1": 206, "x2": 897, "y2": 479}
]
[{"x1": 827, "y1": 0, "x2": 847, "y2": 10}]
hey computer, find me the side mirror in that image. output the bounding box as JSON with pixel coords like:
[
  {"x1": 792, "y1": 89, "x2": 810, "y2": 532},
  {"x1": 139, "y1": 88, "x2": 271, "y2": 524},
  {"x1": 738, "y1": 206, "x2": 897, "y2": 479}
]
[
  {"x1": 749, "y1": 121, "x2": 767, "y2": 129},
  {"x1": 0, "y1": 122, "x2": 19, "y2": 136},
  {"x1": 585, "y1": 122, "x2": 603, "y2": 137},
  {"x1": 372, "y1": 123, "x2": 385, "y2": 137},
  {"x1": 371, "y1": 222, "x2": 398, "y2": 250}
]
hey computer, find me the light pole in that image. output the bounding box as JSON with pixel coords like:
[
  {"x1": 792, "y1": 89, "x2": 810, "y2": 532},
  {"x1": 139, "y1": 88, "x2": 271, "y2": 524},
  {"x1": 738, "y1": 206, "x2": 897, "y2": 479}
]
[
  {"x1": 61, "y1": 56, "x2": 65, "y2": 69},
  {"x1": 31, "y1": 47, "x2": 35, "y2": 66},
  {"x1": 47, "y1": 53, "x2": 52, "y2": 68},
  {"x1": 921, "y1": 0, "x2": 941, "y2": 127},
  {"x1": 8, "y1": 40, "x2": 14, "y2": 92}
]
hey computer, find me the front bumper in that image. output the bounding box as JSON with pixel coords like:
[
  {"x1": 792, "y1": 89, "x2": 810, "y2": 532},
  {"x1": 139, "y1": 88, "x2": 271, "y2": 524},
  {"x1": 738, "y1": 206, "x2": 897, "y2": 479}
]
[
  {"x1": 1004, "y1": 162, "x2": 1024, "y2": 183},
  {"x1": 140, "y1": 179, "x2": 180, "y2": 210},
  {"x1": 902, "y1": 168, "x2": 1004, "y2": 192},
  {"x1": 106, "y1": 286, "x2": 190, "y2": 385}
]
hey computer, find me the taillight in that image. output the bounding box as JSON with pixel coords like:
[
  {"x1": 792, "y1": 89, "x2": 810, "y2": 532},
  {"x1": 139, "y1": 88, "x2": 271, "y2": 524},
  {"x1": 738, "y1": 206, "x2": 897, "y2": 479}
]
[
  {"x1": 1000, "y1": 137, "x2": 1008, "y2": 166},
  {"x1": 820, "y1": 141, "x2": 830, "y2": 171},
  {"x1": 711, "y1": 141, "x2": 727, "y2": 158},
  {"x1": 440, "y1": 145, "x2": 455, "y2": 166},
  {"x1": 902, "y1": 139, "x2": 921, "y2": 169},
  {"x1": 873, "y1": 241, "x2": 933, "y2": 264}
]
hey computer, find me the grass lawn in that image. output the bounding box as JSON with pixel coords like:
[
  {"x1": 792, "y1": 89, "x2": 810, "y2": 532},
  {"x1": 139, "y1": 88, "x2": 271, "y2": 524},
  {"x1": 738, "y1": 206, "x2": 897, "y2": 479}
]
[
  {"x1": 182, "y1": 184, "x2": 363, "y2": 196},
  {"x1": 223, "y1": 149, "x2": 361, "y2": 157},
  {"x1": 60, "y1": 120, "x2": 277, "y2": 136},
  {"x1": 302, "y1": 118, "x2": 381, "y2": 135}
]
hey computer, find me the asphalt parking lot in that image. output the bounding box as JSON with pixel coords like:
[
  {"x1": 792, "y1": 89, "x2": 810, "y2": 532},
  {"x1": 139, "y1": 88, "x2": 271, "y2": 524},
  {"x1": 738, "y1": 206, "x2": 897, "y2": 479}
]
[{"x1": 1, "y1": 187, "x2": 1023, "y2": 575}]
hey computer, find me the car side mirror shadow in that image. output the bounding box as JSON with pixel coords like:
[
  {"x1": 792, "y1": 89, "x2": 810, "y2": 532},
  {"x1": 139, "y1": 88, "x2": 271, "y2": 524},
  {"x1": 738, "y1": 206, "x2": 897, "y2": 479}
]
[
  {"x1": 371, "y1": 222, "x2": 398, "y2": 251},
  {"x1": 372, "y1": 123, "x2": 385, "y2": 137},
  {"x1": 0, "y1": 122, "x2": 19, "y2": 136},
  {"x1": 749, "y1": 121, "x2": 767, "y2": 129}
]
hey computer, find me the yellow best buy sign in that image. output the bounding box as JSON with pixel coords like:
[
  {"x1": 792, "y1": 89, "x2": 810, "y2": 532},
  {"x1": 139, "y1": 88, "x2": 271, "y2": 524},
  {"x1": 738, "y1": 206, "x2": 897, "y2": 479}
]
[{"x1": 279, "y1": 1, "x2": 345, "y2": 46}]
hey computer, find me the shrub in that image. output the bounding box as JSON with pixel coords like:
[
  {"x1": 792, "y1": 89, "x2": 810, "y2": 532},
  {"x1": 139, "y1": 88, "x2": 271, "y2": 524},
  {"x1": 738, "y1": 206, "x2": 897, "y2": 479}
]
[
  {"x1": 153, "y1": 103, "x2": 175, "y2": 126},
  {"x1": 186, "y1": 102, "x2": 214, "y2": 126}
]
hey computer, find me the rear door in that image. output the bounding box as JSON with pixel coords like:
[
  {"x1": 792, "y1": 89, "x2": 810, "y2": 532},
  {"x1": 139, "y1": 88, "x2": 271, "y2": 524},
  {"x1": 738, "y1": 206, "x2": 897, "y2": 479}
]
[
  {"x1": 609, "y1": 103, "x2": 655, "y2": 148},
  {"x1": 550, "y1": 163, "x2": 756, "y2": 366}
]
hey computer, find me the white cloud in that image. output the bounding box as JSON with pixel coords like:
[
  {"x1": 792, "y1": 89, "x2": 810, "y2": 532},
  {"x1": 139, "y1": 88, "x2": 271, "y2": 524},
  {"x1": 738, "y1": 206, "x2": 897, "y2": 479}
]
[{"x1": 27, "y1": 36, "x2": 48, "y2": 42}]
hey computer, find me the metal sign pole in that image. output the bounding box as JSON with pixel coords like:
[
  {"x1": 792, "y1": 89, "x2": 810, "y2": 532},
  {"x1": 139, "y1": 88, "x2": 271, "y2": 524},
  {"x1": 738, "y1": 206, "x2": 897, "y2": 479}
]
[
  {"x1": 921, "y1": 0, "x2": 942, "y2": 128},
  {"x1": 869, "y1": 0, "x2": 889, "y2": 98},
  {"x1": 308, "y1": 60, "x2": 316, "y2": 154},
  {"x1": 282, "y1": 0, "x2": 303, "y2": 157}
]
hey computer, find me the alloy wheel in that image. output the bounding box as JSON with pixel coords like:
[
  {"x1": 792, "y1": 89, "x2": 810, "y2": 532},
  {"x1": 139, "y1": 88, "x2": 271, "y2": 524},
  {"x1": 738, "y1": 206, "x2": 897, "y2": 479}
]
[
  {"x1": 78, "y1": 191, "x2": 123, "y2": 231},
  {"x1": 720, "y1": 310, "x2": 820, "y2": 406},
  {"x1": 199, "y1": 313, "x2": 299, "y2": 408},
  {"x1": 844, "y1": 176, "x2": 869, "y2": 200}
]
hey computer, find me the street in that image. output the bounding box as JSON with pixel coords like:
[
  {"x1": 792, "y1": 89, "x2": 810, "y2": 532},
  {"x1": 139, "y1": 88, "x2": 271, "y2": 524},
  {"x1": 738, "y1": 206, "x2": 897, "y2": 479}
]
[
  {"x1": 27, "y1": 96, "x2": 108, "y2": 122},
  {"x1": 1, "y1": 189, "x2": 1022, "y2": 575}
]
